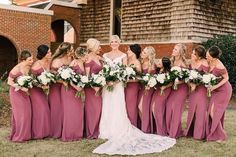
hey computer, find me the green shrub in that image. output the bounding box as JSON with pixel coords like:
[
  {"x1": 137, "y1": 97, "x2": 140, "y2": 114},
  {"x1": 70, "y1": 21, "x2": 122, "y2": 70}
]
[{"x1": 202, "y1": 35, "x2": 236, "y2": 92}]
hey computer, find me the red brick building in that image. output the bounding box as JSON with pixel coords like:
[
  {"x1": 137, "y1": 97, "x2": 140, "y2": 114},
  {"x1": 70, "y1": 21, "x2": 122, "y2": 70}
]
[{"x1": 0, "y1": 1, "x2": 82, "y2": 75}]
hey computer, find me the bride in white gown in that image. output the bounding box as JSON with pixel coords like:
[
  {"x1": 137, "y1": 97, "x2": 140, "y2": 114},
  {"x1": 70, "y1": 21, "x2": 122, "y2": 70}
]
[{"x1": 93, "y1": 35, "x2": 176, "y2": 155}]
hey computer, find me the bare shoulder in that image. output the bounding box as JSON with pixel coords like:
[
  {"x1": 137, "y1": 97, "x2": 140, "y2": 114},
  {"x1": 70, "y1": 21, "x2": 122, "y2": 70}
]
[
  {"x1": 31, "y1": 61, "x2": 41, "y2": 70},
  {"x1": 51, "y1": 58, "x2": 62, "y2": 69},
  {"x1": 201, "y1": 59, "x2": 209, "y2": 67},
  {"x1": 70, "y1": 59, "x2": 77, "y2": 67},
  {"x1": 216, "y1": 60, "x2": 226, "y2": 69},
  {"x1": 9, "y1": 64, "x2": 20, "y2": 75}
]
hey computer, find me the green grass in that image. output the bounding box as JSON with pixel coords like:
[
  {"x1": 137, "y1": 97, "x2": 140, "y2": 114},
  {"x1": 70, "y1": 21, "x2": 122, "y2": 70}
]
[
  {"x1": 0, "y1": 110, "x2": 236, "y2": 157},
  {"x1": 0, "y1": 81, "x2": 9, "y2": 93}
]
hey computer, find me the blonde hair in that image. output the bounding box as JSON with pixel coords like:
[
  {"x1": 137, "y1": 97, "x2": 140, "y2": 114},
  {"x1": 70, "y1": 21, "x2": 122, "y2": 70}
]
[
  {"x1": 171, "y1": 43, "x2": 188, "y2": 66},
  {"x1": 110, "y1": 35, "x2": 121, "y2": 44},
  {"x1": 74, "y1": 47, "x2": 88, "y2": 59},
  {"x1": 52, "y1": 42, "x2": 72, "y2": 60},
  {"x1": 143, "y1": 46, "x2": 156, "y2": 67},
  {"x1": 86, "y1": 38, "x2": 100, "y2": 52}
]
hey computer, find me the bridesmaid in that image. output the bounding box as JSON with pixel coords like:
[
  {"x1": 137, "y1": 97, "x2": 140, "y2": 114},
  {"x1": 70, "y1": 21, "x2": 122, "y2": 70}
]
[
  {"x1": 30, "y1": 45, "x2": 51, "y2": 139},
  {"x1": 125, "y1": 44, "x2": 142, "y2": 127},
  {"x1": 151, "y1": 57, "x2": 172, "y2": 136},
  {"x1": 84, "y1": 38, "x2": 103, "y2": 139},
  {"x1": 138, "y1": 46, "x2": 156, "y2": 133},
  {"x1": 7, "y1": 50, "x2": 33, "y2": 142},
  {"x1": 165, "y1": 43, "x2": 189, "y2": 138},
  {"x1": 184, "y1": 45, "x2": 209, "y2": 140},
  {"x1": 49, "y1": 42, "x2": 73, "y2": 138},
  {"x1": 61, "y1": 47, "x2": 87, "y2": 141},
  {"x1": 205, "y1": 46, "x2": 232, "y2": 141}
]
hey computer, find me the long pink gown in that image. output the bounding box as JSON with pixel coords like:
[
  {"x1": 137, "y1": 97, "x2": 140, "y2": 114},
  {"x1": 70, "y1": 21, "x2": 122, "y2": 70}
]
[
  {"x1": 137, "y1": 69, "x2": 155, "y2": 133},
  {"x1": 151, "y1": 85, "x2": 171, "y2": 136},
  {"x1": 184, "y1": 65, "x2": 208, "y2": 140},
  {"x1": 206, "y1": 67, "x2": 232, "y2": 141},
  {"x1": 125, "y1": 82, "x2": 140, "y2": 127},
  {"x1": 30, "y1": 68, "x2": 50, "y2": 139},
  {"x1": 166, "y1": 67, "x2": 189, "y2": 138},
  {"x1": 9, "y1": 72, "x2": 32, "y2": 142},
  {"x1": 84, "y1": 60, "x2": 102, "y2": 139},
  {"x1": 48, "y1": 67, "x2": 63, "y2": 138},
  {"x1": 61, "y1": 65, "x2": 84, "y2": 141}
]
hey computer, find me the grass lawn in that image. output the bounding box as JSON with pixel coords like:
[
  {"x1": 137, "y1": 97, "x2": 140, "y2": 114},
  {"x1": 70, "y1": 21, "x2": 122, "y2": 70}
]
[{"x1": 0, "y1": 110, "x2": 236, "y2": 157}]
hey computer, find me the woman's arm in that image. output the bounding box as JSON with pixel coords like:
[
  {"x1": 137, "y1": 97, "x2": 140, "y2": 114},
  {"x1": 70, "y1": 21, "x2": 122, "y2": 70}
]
[{"x1": 211, "y1": 69, "x2": 229, "y2": 91}]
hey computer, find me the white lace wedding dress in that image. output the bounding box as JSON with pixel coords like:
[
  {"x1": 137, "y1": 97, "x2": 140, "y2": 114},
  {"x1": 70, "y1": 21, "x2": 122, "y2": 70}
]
[{"x1": 93, "y1": 53, "x2": 176, "y2": 155}]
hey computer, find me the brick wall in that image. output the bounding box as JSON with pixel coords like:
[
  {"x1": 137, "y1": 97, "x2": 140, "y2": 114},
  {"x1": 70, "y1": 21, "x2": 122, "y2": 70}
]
[
  {"x1": 0, "y1": 6, "x2": 51, "y2": 75},
  {"x1": 0, "y1": 7, "x2": 51, "y2": 57},
  {"x1": 49, "y1": 4, "x2": 81, "y2": 50}
]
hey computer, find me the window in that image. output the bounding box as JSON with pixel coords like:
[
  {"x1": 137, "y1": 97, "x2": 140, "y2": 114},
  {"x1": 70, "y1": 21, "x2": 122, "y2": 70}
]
[{"x1": 111, "y1": 0, "x2": 121, "y2": 37}]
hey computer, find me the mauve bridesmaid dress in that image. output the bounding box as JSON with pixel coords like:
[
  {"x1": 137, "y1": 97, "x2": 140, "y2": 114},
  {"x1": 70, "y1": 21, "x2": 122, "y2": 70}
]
[
  {"x1": 61, "y1": 65, "x2": 84, "y2": 141},
  {"x1": 9, "y1": 72, "x2": 32, "y2": 142},
  {"x1": 84, "y1": 60, "x2": 102, "y2": 139},
  {"x1": 30, "y1": 68, "x2": 50, "y2": 139},
  {"x1": 137, "y1": 69, "x2": 155, "y2": 133},
  {"x1": 48, "y1": 67, "x2": 63, "y2": 138},
  {"x1": 151, "y1": 84, "x2": 171, "y2": 136},
  {"x1": 125, "y1": 81, "x2": 140, "y2": 127},
  {"x1": 165, "y1": 66, "x2": 188, "y2": 138},
  {"x1": 206, "y1": 67, "x2": 232, "y2": 141},
  {"x1": 184, "y1": 65, "x2": 208, "y2": 140}
]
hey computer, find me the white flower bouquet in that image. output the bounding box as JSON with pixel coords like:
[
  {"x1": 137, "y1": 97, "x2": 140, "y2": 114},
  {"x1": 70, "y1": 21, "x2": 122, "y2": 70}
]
[
  {"x1": 13, "y1": 75, "x2": 34, "y2": 95},
  {"x1": 87, "y1": 74, "x2": 106, "y2": 95},
  {"x1": 154, "y1": 73, "x2": 172, "y2": 95},
  {"x1": 57, "y1": 65, "x2": 76, "y2": 89},
  {"x1": 99, "y1": 64, "x2": 122, "y2": 91},
  {"x1": 37, "y1": 70, "x2": 56, "y2": 95},
  {"x1": 139, "y1": 73, "x2": 157, "y2": 94},
  {"x1": 72, "y1": 74, "x2": 89, "y2": 97},
  {"x1": 170, "y1": 66, "x2": 189, "y2": 90},
  {"x1": 202, "y1": 73, "x2": 218, "y2": 97}
]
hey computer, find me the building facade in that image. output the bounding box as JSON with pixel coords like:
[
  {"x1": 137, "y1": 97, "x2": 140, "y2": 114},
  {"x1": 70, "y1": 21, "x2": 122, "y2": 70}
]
[{"x1": 80, "y1": 0, "x2": 236, "y2": 55}]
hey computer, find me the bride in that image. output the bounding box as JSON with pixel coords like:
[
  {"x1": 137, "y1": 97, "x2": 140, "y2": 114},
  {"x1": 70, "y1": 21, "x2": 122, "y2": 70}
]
[{"x1": 93, "y1": 35, "x2": 176, "y2": 155}]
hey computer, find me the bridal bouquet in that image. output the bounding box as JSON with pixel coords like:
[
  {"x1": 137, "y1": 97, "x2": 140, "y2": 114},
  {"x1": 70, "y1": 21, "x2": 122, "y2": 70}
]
[
  {"x1": 99, "y1": 64, "x2": 122, "y2": 91},
  {"x1": 56, "y1": 65, "x2": 76, "y2": 89},
  {"x1": 139, "y1": 73, "x2": 157, "y2": 93},
  {"x1": 154, "y1": 73, "x2": 172, "y2": 95},
  {"x1": 202, "y1": 73, "x2": 218, "y2": 97},
  {"x1": 170, "y1": 66, "x2": 189, "y2": 90},
  {"x1": 13, "y1": 75, "x2": 34, "y2": 95},
  {"x1": 37, "y1": 71, "x2": 56, "y2": 95}
]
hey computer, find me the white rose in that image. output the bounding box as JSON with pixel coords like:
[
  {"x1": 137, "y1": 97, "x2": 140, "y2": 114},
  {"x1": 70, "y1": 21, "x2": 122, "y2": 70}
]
[
  {"x1": 202, "y1": 74, "x2": 211, "y2": 84},
  {"x1": 81, "y1": 76, "x2": 89, "y2": 83},
  {"x1": 156, "y1": 74, "x2": 165, "y2": 84},
  {"x1": 171, "y1": 66, "x2": 182, "y2": 72},
  {"x1": 148, "y1": 77, "x2": 157, "y2": 87}
]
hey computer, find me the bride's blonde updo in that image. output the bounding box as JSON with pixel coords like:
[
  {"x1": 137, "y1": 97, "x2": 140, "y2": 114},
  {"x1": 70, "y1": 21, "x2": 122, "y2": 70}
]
[
  {"x1": 110, "y1": 35, "x2": 121, "y2": 44},
  {"x1": 86, "y1": 38, "x2": 100, "y2": 52},
  {"x1": 143, "y1": 46, "x2": 156, "y2": 67}
]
